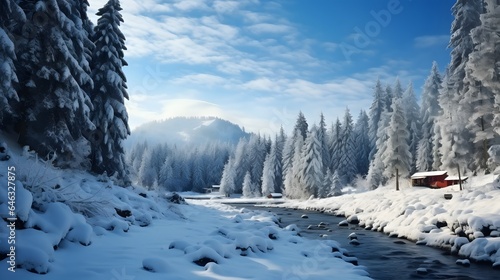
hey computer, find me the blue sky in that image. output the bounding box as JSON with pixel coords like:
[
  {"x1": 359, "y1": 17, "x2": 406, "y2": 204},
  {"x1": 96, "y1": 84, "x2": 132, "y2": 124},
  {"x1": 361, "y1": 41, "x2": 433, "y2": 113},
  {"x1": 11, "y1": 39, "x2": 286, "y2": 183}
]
[{"x1": 89, "y1": 0, "x2": 455, "y2": 135}]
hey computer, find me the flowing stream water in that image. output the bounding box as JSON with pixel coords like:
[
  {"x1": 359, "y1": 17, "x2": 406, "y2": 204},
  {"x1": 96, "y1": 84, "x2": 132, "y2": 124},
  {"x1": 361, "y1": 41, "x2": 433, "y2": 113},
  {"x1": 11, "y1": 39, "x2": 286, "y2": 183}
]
[{"x1": 235, "y1": 205, "x2": 499, "y2": 280}]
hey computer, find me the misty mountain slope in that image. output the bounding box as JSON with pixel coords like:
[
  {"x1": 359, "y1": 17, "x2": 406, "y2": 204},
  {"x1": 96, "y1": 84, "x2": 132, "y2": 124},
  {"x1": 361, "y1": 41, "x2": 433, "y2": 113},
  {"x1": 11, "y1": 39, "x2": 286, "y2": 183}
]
[{"x1": 125, "y1": 117, "x2": 249, "y2": 148}]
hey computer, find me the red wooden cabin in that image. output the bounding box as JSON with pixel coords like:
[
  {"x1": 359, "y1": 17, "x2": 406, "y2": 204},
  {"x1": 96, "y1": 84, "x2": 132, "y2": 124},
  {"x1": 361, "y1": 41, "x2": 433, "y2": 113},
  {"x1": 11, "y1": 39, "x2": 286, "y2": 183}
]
[{"x1": 411, "y1": 171, "x2": 468, "y2": 188}]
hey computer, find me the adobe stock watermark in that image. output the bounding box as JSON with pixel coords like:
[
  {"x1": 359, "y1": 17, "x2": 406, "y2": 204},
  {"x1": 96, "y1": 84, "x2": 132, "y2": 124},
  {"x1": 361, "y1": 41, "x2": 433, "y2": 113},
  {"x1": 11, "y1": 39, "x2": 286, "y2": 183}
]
[{"x1": 340, "y1": 0, "x2": 405, "y2": 61}]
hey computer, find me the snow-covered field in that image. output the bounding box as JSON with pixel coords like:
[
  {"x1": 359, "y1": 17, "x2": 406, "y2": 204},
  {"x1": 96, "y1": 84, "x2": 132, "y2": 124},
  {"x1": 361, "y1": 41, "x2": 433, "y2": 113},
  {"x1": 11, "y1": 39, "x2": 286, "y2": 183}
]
[
  {"x1": 277, "y1": 176, "x2": 500, "y2": 268},
  {"x1": 0, "y1": 136, "x2": 369, "y2": 279}
]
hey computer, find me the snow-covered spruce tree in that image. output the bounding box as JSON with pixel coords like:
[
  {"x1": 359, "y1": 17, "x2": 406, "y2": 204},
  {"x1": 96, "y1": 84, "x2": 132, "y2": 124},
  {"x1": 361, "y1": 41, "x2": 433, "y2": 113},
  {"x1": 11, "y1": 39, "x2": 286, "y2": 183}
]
[
  {"x1": 274, "y1": 130, "x2": 286, "y2": 192},
  {"x1": 281, "y1": 133, "x2": 295, "y2": 191},
  {"x1": 0, "y1": 0, "x2": 25, "y2": 127},
  {"x1": 338, "y1": 108, "x2": 357, "y2": 184},
  {"x1": 90, "y1": 0, "x2": 130, "y2": 182},
  {"x1": 261, "y1": 153, "x2": 274, "y2": 197},
  {"x1": 318, "y1": 113, "x2": 330, "y2": 173},
  {"x1": 248, "y1": 134, "x2": 266, "y2": 187},
  {"x1": 328, "y1": 118, "x2": 342, "y2": 172},
  {"x1": 328, "y1": 170, "x2": 343, "y2": 197},
  {"x1": 138, "y1": 144, "x2": 167, "y2": 189},
  {"x1": 284, "y1": 130, "x2": 305, "y2": 199},
  {"x1": 242, "y1": 171, "x2": 257, "y2": 198},
  {"x1": 220, "y1": 157, "x2": 236, "y2": 197},
  {"x1": 392, "y1": 78, "x2": 403, "y2": 100},
  {"x1": 232, "y1": 137, "x2": 250, "y2": 192},
  {"x1": 367, "y1": 109, "x2": 391, "y2": 189},
  {"x1": 384, "y1": 84, "x2": 393, "y2": 112},
  {"x1": 318, "y1": 169, "x2": 332, "y2": 198},
  {"x1": 294, "y1": 111, "x2": 309, "y2": 140},
  {"x1": 438, "y1": 0, "x2": 482, "y2": 171},
  {"x1": 190, "y1": 149, "x2": 206, "y2": 192},
  {"x1": 16, "y1": 0, "x2": 95, "y2": 168},
  {"x1": 298, "y1": 125, "x2": 323, "y2": 198},
  {"x1": 354, "y1": 110, "x2": 370, "y2": 176},
  {"x1": 402, "y1": 81, "x2": 421, "y2": 174},
  {"x1": 417, "y1": 62, "x2": 442, "y2": 171},
  {"x1": 463, "y1": 0, "x2": 500, "y2": 172},
  {"x1": 261, "y1": 137, "x2": 282, "y2": 196},
  {"x1": 383, "y1": 98, "x2": 412, "y2": 181},
  {"x1": 368, "y1": 79, "x2": 386, "y2": 160}
]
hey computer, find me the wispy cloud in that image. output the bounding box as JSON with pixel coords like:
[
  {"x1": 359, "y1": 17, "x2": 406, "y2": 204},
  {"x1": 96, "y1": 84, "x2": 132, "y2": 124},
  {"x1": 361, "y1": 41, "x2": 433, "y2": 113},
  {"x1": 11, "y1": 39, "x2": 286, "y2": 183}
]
[{"x1": 414, "y1": 35, "x2": 449, "y2": 48}]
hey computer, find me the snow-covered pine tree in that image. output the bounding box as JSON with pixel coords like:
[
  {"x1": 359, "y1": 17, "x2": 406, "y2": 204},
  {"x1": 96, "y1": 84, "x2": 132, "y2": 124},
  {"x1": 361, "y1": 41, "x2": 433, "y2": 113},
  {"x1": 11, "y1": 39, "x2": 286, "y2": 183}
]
[
  {"x1": 90, "y1": 0, "x2": 130, "y2": 182},
  {"x1": 284, "y1": 130, "x2": 305, "y2": 199},
  {"x1": 367, "y1": 109, "x2": 391, "y2": 188},
  {"x1": 294, "y1": 111, "x2": 308, "y2": 140},
  {"x1": 438, "y1": 0, "x2": 482, "y2": 171},
  {"x1": 318, "y1": 169, "x2": 332, "y2": 198},
  {"x1": 393, "y1": 78, "x2": 403, "y2": 100},
  {"x1": 417, "y1": 62, "x2": 442, "y2": 171},
  {"x1": 463, "y1": 0, "x2": 500, "y2": 172},
  {"x1": 16, "y1": 0, "x2": 95, "y2": 168},
  {"x1": 368, "y1": 79, "x2": 386, "y2": 160},
  {"x1": 299, "y1": 125, "x2": 323, "y2": 198},
  {"x1": 318, "y1": 113, "x2": 330, "y2": 173},
  {"x1": 383, "y1": 98, "x2": 412, "y2": 180},
  {"x1": 190, "y1": 149, "x2": 206, "y2": 192},
  {"x1": 328, "y1": 170, "x2": 343, "y2": 197},
  {"x1": 0, "y1": 0, "x2": 25, "y2": 126},
  {"x1": 261, "y1": 152, "x2": 274, "y2": 197},
  {"x1": 354, "y1": 110, "x2": 370, "y2": 176},
  {"x1": 385, "y1": 84, "x2": 393, "y2": 112},
  {"x1": 138, "y1": 144, "x2": 167, "y2": 189},
  {"x1": 402, "y1": 81, "x2": 421, "y2": 174},
  {"x1": 220, "y1": 157, "x2": 236, "y2": 197},
  {"x1": 232, "y1": 137, "x2": 250, "y2": 193},
  {"x1": 242, "y1": 171, "x2": 255, "y2": 198},
  {"x1": 248, "y1": 134, "x2": 266, "y2": 187},
  {"x1": 338, "y1": 108, "x2": 357, "y2": 184},
  {"x1": 328, "y1": 118, "x2": 342, "y2": 172},
  {"x1": 274, "y1": 130, "x2": 285, "y2": 192}
]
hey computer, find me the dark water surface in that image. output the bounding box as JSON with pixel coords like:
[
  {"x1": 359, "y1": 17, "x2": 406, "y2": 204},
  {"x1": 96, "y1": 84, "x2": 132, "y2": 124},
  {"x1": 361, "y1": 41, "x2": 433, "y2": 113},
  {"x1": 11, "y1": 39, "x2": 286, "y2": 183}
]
[{"x1": 237, "y1": 205, "x2": 499, "y2": 280}]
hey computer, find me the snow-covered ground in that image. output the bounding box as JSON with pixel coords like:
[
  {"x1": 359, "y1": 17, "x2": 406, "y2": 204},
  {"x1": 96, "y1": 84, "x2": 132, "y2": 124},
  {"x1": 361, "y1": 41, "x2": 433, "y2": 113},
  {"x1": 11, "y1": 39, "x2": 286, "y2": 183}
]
[
  {"x1": 0, "y1": 136, "x2": 369, "y2": 279},
  {"x1": 276, "y1": 176, "x2": 500, "y2": 268}
]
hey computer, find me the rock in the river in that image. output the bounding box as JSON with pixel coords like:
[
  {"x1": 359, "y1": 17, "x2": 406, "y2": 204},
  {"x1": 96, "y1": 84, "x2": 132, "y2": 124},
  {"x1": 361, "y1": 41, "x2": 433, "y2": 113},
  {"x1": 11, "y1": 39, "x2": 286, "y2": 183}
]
[
  {"x1": 339, "y1": 220, "x2": 349, "y2": 226},
  {"x1": 348, "y1": 232, "x2": 357, "y2": 240},
  {"x1": 301, "y1": 214, "x2": 309, "y2": 219},
  {"x1": 347, "y1": 215, "x2": 360, "y2": 224},
  {"x1": 349, "y1": 239, "x2": 360, "y2": 246},
  {"x1": 416, "y1": 268, "x2": 428, "y2": 275},
  {"x1": 456, "y1": 259, "x2": 470, "y2": 267}
]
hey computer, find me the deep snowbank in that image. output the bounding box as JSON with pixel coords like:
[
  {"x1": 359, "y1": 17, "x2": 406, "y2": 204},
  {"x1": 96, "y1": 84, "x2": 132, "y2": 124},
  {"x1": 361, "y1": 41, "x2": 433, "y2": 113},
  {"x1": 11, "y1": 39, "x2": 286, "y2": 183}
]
[{"x1": 278, "y1": 176, "x2": 500, "y2": 267}]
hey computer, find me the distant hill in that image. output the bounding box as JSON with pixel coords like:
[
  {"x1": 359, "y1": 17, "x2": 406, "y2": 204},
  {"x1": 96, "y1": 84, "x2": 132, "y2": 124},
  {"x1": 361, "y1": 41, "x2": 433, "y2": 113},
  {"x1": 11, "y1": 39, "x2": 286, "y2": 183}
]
[{"x1": 125, "y1": 117, "x2": 249, "y2": 148}]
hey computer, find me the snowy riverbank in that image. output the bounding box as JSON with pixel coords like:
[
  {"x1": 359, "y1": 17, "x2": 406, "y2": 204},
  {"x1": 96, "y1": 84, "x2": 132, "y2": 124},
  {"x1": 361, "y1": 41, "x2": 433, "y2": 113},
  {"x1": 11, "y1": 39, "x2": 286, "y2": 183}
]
[{"x1": 276, "y1": 176, "x2": 500, "y2": 268}]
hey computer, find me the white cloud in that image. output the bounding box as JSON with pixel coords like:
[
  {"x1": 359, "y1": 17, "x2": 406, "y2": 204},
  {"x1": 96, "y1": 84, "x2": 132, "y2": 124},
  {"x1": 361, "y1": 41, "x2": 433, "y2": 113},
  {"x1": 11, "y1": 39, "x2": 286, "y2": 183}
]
[
  {"x1": 171, "y1": 73, "x2": 227, "y2": 86},
  {"x1": 247, "y1": 23, "x2": 294, "y2": 34},
  {"x1": 414, "y1": 35, "x2": 449, "y2": 48},
  {"x1": 173, "y1": 0, "x2": 210, "y2": 11}
]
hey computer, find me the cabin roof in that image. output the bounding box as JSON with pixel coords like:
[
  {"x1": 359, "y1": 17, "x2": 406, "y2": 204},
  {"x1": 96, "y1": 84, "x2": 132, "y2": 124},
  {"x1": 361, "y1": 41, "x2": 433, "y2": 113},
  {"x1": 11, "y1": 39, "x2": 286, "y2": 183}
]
[
  {"x1": 444, "y1": 175, "x2": 468, "y2": 181},
  {"x1": 410, "y1": 171, "x2": 447, "y2": 179}
]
